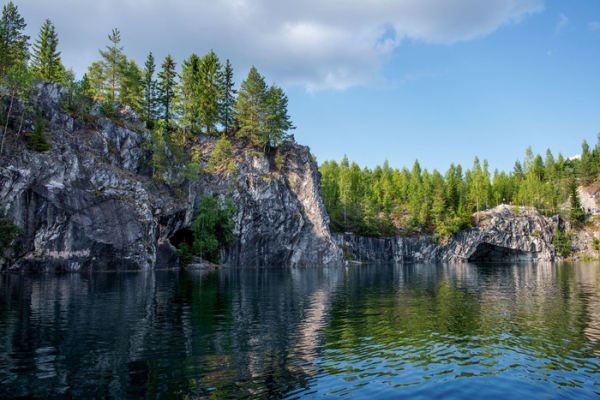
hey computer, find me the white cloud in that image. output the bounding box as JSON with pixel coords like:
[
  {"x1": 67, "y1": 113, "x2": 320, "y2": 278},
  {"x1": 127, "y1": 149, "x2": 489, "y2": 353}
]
[
  {"x1": 18, "y1": 0, "x2": 545, "y2": 91},
  {"x1": 589, "y1": 21, "x2": 600, "y2": 30},
  {"x1": 556, "y1": 13, "x2": 569, "y2": 33}
]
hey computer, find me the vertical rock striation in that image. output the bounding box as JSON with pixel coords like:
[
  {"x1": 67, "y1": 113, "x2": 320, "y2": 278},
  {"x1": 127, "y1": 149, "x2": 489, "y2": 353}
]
[
  {"x1": 334, "y1": 205, "x2": 559, "y2": 263},
  {"x1": 0, "y1": 82, "x2": 343, "y2": 271}
]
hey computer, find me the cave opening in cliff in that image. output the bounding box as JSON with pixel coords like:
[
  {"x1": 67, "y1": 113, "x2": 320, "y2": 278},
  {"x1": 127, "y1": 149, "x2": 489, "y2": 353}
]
[
  {"x1": 169, "y1": 228, "x2": 194, "y2": 249},
  {"x1": 468, "y1": 243, "x2": 532, "y2": 262}
]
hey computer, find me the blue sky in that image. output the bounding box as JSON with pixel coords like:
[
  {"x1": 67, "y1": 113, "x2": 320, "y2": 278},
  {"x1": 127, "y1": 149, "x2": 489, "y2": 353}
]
[{"x1": 15, "y1": 0, "x2": 600, "y2": 174}]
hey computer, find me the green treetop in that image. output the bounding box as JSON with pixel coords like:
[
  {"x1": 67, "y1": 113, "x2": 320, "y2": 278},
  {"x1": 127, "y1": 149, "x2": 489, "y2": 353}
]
[
  {"x1": 157, "y1": 54, "x2": 177, "y2": 125},
  {"x1": 98, "y1": 28, "x2": 125, "y2": 99},
  {"x1": 220, "y1": 59, "x2": 236, "y2": 133},
  {"x1": 141, "y1": 51, "x2": 159, "y2": 125},
  {"x1": 30, "y1": 19, "x2": 62, "y2": 82},
  {"x1": 177, "y1": 53, "x2": 201, "y2": 137},
  {"x1": 198, "y1": 49, "x2": 222, "y2": 135},
  {"x1": 234, "y1": 66, "x2": 267, "y2": 146},
  {"x1": 0, "y1": 1, "x2": 29, "y2": 77}
]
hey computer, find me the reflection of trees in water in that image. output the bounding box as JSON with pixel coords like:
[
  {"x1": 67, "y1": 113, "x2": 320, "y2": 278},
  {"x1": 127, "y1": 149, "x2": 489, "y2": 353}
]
[
  {"x1": 1, "y1": 263, "x2": 599, "y2": 398},
  {"x1": 322, "y1": 262, "x2": 600, "y2": 385},
  {"x1": 572, "y1": 262, "x2": 600, "y2": 355},
  {"x1": 0, "y1": 269, "x2": 344, "y2": 398}
]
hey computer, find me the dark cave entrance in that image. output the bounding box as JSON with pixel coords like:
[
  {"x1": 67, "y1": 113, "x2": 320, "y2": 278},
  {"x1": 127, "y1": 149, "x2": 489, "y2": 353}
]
[
  {"x1": 169, "y1": 228, "x2": 194, "y2": 249},
  {"x1": 468, "y1": 243, "x2": 532, "y2": 262}
]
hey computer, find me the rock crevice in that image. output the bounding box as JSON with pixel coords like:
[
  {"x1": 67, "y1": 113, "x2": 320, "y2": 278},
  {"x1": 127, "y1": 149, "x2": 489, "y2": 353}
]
[{"x1": 1, "y1": 82, "x2": 343, "y2": 271}]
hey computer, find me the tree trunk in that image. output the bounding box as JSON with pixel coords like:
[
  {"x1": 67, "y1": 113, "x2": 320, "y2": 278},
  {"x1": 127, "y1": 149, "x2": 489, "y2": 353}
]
[{"x1": 1, "y1": 91, "x2": 16, "y2": 154}]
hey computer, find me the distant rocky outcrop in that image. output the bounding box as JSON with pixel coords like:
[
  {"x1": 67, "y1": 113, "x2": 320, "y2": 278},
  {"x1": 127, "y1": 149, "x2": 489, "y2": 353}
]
[
  {"x1": 334, "y1": 205, "x2": 560, "y2": 263},
  {"x1": 0, "y1": 81, "x2": 343, "y2": 271}
]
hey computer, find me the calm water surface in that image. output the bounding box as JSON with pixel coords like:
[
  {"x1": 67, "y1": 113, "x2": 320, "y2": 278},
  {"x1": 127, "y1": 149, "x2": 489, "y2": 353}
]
[{"x1": 1, "y1": 263, "x2": 600, "y2": 399}]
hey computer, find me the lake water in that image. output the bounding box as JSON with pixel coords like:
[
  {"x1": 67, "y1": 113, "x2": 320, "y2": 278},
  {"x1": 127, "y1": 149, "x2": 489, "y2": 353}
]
[{"x1": 1, "y1": 263, "x2": 599, "y2": 399}]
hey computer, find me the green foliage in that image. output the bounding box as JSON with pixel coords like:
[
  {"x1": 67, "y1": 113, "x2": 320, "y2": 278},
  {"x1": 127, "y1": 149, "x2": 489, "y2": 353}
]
[
  {"x1": 569, "y1": 180, "x2": 585, "y2": 225},
  {"x1": 553, "y1": 228, "x2": 572, "y2": 258},
  {"x1": 177, "y1": 53, "x2": 201, "y2": 138},
  {"x1": 234, "y1": 66, "x2": 295, "y2": 150},
  {"x1": 100, "y1": 92, "x2": 116, "y2": 117},
  {"x1": 191, "y1": 194, "x2": 237, "y2": 263},
  {"x1": 208, "y1": 135, "x2": 236, "y2": 176},
  {"x1": 98, "y1": 28, "x2": 124, "y2": 99},
  {"x1": 220, "y1": 59, "x2": 236, "y2": 132},
  {"x1": 2, "y1": 62, "x2": 32, "y2": 154},
  {"x1": 141, "y1": 51, "x2": 159, "y2": 125},
  {"x1": 157, "y1": 54, "x2": 177, "y2": 125},
  {"x1": 198, "y1": 49, "x2": 222, "y2": 135},
  {"x1": 30, "y1": 18, "x2": 62, "y2": 82},
  {"x1": 0, "y1": 1, "x2": 29, "y2": 78},
  {"x1": 182, "y1": 145, "x2": 203, "y2": 181},
  {"x1": 27, "y1": 113, "x2": 50, "y2": 151},
  {"x1": 0, "y1": 208, "x2": 23, "y2": 252},
  {"x1": 118, "y1": 57, "x2": 143, "y2": 113},
  {"x1": 147, "y1": 120, "x2": 169, "y2": 181},
  {"x1": 176, "y1": 242, "x2": 193, "y2": 267}
]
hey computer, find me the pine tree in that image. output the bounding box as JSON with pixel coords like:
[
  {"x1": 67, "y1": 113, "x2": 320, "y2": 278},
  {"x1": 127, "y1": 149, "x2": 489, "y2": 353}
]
[
  {"x1": 0, "y1": 1, "x2": 29, "y2": 77},
  {"x1": 28, "y1": 113, "x2": 50, "y2": 151},
  {"x1": 234, "y1": 66, "x2": 267, "y2": 146},
  {"x1": 263, "y1": 84, "x2": 295, "y2": 147},
  {"x1": 220, "y1": 59, "x2": 236, "y2": 133},
  {"x1": 30, "y1": 19, "x2": 62, "y2": 81},
  {"x1": 198, "y1": 49, "x2": 222, "y2": 135},
  {"x1": 98, "y1": 28, "x2": 124, "y2": 99},
  {"x1": 157, "y1": 54, "x2": 177, "y2": 125},
  {"x1": 118, "y1": 57, "x2": 142, "y2": 112},
  {"x1": 569, "y1": 179, "x2": 585, "y2": 224},
  {"x1": 177, "y1": 53, "x2": 201, "y2": 137},
  {"x1": 141, "y1": 51, "x2": 159, "y2": 126},
  {"x1": 86, "y1": 61, "x2": 104, "y2": 98}
]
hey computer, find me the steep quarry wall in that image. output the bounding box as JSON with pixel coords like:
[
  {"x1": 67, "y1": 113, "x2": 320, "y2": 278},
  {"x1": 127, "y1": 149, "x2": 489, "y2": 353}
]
[
  {"x1": 334, "y1": 205, "x2": 559, "y2": 263},
  {"x1": 0, "y1": 82, "x2": 343, "y2": 271}
]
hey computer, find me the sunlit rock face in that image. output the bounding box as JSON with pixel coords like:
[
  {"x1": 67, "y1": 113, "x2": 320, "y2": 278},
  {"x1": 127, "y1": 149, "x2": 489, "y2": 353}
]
[
  {"x1": 334, "y1": 205, "x2": 559, "y2": 263},
  {"x1": 0, "y1": 82, "x2": 343, "y2": 271}
]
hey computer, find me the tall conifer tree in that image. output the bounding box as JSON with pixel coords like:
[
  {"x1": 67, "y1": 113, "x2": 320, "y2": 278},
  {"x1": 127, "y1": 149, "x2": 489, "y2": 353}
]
[
  {"x1": 220, "y1": 59, "x2": 236, "y2": 133},
  {"x1": 198, "y1": 49, "x2": 222, "y2": 135},
  {"x1": 30, "y1": 19, "x2": 62, "y2": 81},
  {"x1": 141, "y1": 51, "x2": 159, "y2": 125},
  {"x1": 118, "y1": 57, "x2": 143, "y2": 112},
  {"x1": 157, "y1": 54, "x2": 177, "y2": 125},
  {"x1": 98, "y1": 28, "x2": 124, "y2": 98},
  {"x1": 177, "y1": 53, "x2": 201, "y2": 136},
  {"x1": 0, "y1": 1, "x2": 29, "y2": 77},
  {"x1": 234, "y1": 66, "x2": 267, "y2": 146}
]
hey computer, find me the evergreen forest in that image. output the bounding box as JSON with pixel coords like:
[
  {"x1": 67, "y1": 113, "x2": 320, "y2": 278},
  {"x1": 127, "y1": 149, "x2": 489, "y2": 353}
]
[
  {"x1": 319, "y1": 143, "x2": 596, "y2": 237},
  {"x1": 0, "y1": 2, "x2": 295, "y2": 162}
]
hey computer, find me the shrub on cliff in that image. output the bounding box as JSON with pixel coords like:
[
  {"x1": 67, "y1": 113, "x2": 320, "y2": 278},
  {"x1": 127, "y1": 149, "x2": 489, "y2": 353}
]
[
  {"x1": 207, "y1": 135, "x2": 237, "y2": 176},
  {"x1": 553, "y1": 228, "x2": 572, "y2": 258},
  {"x1": 186, "y1": 194, "x2": 237, "y2": 264},
  {"x1": 27, "y1": 114, "x2": 50, "y2": 151}
]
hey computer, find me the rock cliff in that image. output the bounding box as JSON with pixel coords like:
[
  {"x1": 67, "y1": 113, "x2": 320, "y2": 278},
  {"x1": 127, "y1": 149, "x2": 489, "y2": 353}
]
[
  {"x1": 334, "y1": 205, "x2": 560, "y2": 263},
  {"x1": 0, "y1": 81, "x2": 343, "y2": 271}
]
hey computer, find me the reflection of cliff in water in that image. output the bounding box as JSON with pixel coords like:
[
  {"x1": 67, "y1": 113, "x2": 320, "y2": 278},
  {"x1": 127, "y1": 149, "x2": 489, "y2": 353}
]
[
  {"x1": 1, "y1": 263, "x2": 599, "y2": 398},
  {"x1": 0, "y1": 269, "x2": 344, "y2": 398}
]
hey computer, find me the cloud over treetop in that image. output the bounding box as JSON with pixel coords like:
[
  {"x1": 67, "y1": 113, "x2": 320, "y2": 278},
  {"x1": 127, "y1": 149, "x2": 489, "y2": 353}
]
[{"x1": 20, "y1": 0, "x2": 545, "y2": 90}]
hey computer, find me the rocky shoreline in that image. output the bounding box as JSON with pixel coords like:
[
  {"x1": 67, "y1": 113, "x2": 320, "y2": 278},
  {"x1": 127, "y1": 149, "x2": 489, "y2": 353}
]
[{"x1": 2, "y1": 82, "x2": 597, "y2": 271}]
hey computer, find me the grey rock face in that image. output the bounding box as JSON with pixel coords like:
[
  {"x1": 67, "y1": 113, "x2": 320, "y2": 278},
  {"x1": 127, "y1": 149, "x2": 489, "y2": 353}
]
[
  {"x1": 0, "y1": 82, "x2": 343, "y2": 271},
  {"x1": 334, "y1": 205, "x2": 558, "y2": 263}
]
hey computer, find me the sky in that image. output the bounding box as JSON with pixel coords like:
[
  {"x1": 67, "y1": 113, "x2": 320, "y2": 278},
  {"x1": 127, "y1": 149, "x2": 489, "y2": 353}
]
[{"x1": 13, "y1": 0, "x2": 600, "y2": 174}]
